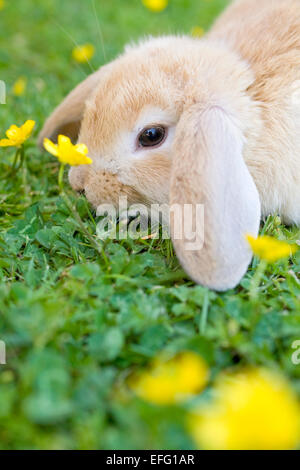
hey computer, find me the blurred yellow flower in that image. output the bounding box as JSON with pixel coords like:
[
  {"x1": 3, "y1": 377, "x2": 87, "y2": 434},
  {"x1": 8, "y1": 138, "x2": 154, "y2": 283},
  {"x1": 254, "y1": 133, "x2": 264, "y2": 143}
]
[
  {"x1": 142, "y1": 0, "x2": 168, "y2": 13},
  {"x1": 72, "y1": 44, "x2": 95, "y2": 63},
  {"x1": 0, "y1": 120, "x2": 35, "y2": 147},
  {"x1": 0, "y1": 0, "x2": 5, "y2": 11},
  {"x1": 191, "y1": 26, "x2": 205, "y2": 38},
  {"x1": 246, "y1": 234, "x2": 298, "y2": 262},
  {"x1": 12, "y1": 77, "x2": 27, "y2": 97},
  {"x1": 189, "y1": 368, "x2": 300, "y2": 450},
  {"x1": 130, "y1": 351, "x2": 209, "y2": 405},
  {"x1": 44, "y1": 135, "x2": 92, "y2": 166}
]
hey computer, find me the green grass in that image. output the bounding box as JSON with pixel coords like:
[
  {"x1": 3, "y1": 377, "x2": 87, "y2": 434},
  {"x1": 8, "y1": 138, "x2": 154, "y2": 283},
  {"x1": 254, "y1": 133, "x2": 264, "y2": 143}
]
[{"x1": 0, "y1": 0, "x2": 300, "y2": 450}]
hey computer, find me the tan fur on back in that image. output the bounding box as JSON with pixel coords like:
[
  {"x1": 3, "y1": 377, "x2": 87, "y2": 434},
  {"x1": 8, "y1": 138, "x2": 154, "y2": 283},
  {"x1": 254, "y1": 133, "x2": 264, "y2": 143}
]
[{"x1": 208, "y1": 0, "x2": 300, "y2": 223}]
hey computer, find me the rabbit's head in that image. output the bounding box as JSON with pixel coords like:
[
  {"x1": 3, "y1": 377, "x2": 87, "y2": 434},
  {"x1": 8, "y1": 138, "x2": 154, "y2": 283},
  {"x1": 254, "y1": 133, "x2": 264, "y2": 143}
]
[{"x1": 39, "y1": 36, "x2": 261, "y2": 290}]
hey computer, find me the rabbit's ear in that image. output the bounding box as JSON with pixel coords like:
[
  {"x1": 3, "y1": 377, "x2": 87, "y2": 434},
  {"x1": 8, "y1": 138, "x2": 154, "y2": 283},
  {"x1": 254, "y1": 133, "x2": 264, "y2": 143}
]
[
  {"x1": 170, "y1": 105, "x2": 261, "y2": 291},
  {"x1": 38, "y1": 68, "x2": 103, "y2": 147}
]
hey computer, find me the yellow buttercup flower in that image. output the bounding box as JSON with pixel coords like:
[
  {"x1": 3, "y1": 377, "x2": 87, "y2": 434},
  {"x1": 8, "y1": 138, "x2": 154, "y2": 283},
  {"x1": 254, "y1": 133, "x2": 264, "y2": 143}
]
[
  {"x1": 0, "y1": 120, "x2": 35, "y2": 147},
  {"x1": 142, "y1": 0, "x2": 168, "y2": 13},
  {"x1": 130, "y1": 351, "x2": 209, "y2": 405},
  {"x1": 191, "y1": 26, "x2": 205, "y2": 38},
  {"x1": 189, "y1": 368, "x2": 300, "y2": 450},
  {"x1": 12, "y1": 77, "x2": 27, "y2": 97},
  {"x1": 44, "y1": 135, "x2": 92, "y2": 166},
  {"x1": 72, "y1": 44, "x2": 95, "y2": 63},
  {"x1": 246, "y1": 234, "x2": 298, "y2": 262}
]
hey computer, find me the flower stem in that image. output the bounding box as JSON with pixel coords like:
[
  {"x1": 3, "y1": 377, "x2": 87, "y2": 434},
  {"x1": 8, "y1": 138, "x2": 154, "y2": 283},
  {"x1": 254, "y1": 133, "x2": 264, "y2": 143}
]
[
  {"x1": 11, "y1": 148, "x2": 21, "y2": 170},
  {"x1": 200, "y1": 290, "x2": 209, "y2": 334},
  {"x1": 249, "y1": 259, "x2": 268, "y2": 301},
  {"x1": 18, "y1": 145, "x2": 25, "y2": 170},
  {"x1": 58, "y1": 163, "x2": 65, "y2": 193},
  {"x1": 9, "y1": 145, "x2": 25, "y2": 176}
]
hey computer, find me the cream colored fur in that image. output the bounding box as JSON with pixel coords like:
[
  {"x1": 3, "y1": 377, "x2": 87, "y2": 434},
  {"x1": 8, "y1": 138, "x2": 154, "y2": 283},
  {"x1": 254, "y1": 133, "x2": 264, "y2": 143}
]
[{"x1": 39, "y1": 0, "x2": 300, "y2": 290}]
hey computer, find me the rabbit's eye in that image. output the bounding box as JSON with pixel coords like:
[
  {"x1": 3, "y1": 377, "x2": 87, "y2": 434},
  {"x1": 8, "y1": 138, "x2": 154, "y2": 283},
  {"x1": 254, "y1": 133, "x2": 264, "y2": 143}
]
[{"x1": 138, "y1": 126, "x2": 166, "y2": 148}]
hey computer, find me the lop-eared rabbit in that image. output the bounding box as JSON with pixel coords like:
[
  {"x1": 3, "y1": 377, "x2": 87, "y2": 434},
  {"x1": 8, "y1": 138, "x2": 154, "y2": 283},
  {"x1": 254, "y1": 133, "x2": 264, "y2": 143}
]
[{"x1": 39, "y1": 0, "x2": 300, "y2": 290}]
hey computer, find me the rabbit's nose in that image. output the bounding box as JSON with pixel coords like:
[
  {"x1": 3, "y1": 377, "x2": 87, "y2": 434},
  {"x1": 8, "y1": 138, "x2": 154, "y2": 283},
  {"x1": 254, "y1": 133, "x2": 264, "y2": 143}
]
[{"x1": 68, "y1": 165, "x2": 90, "y2": 192}]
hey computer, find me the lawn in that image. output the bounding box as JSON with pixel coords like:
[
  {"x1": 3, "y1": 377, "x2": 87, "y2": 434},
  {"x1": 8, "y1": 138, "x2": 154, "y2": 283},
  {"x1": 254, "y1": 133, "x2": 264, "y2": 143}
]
[{"x1": 0, "y1": 0, "x2": 300, "y2": 450}]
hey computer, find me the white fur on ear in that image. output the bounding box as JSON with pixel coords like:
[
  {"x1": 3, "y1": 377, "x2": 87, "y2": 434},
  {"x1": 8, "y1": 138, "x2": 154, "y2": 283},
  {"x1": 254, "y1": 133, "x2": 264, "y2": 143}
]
[{"x1": 170, "y1": 105, "x2": 261, "y2": 291}]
